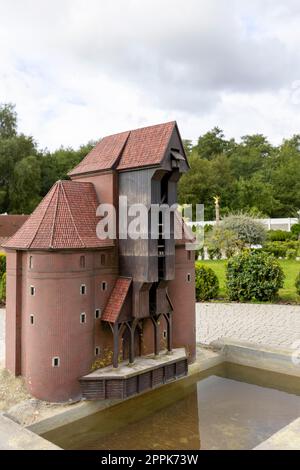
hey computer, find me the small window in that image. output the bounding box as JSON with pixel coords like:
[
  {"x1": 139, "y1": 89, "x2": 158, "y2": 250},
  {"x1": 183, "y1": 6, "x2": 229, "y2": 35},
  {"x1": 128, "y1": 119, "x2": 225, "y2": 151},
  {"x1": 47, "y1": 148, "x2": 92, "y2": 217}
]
[
  {"x1": 52, "y1": 357, "x2": 60, "y2": 367},
  {"x1": 30, "y1": 286, "x2": 35, "y2": 296},
  {"x1": 187, "y1": 273, "x2": 191, "y2": 283},
  {"x1": 29, "y1": 256, "x2": 33, "y2": 269},
  {"x1": 80, "y1": 256, "x2": 85, "y2": 268},
  {"x1": 187, "y1": 251, "x2": 191, "y2": 261},
  {"x1": 30, "y1": 314, "x2": 34, "y2": 325},
  {"x1": 101, "y1": 281, "x2": 107, "y2": 291},
  {"x1": 95, "y1": 346, "x2": 100, "y2": 356},
  {"x1": 80, "y1": 284, "x2": 86, "y2": 295},
  {"x1": 95, "y1": 308, "x2": 101, "y2": 319},
  {"x1": 80, "y1": 312, "x2": 86, "y2": 324},
  {"x1": 163, "y1": 330, "x2": 167, "y2": 339},
  {"x1": 100, "y1": 254, "x2": 106, "y2": 265}
]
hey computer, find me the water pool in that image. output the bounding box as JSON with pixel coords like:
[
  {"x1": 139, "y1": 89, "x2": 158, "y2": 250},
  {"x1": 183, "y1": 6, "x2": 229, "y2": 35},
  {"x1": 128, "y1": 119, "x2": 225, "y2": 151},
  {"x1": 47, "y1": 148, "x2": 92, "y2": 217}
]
[{"x1": 42, "y1": 363, "x2": 300, "y2": 450}]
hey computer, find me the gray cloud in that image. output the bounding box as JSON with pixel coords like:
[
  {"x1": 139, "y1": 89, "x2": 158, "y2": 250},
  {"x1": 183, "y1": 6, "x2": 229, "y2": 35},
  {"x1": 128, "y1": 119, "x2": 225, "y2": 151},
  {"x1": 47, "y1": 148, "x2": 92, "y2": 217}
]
[{"x1": 0, "y1": 0, "x2": 300, "y2": 147}]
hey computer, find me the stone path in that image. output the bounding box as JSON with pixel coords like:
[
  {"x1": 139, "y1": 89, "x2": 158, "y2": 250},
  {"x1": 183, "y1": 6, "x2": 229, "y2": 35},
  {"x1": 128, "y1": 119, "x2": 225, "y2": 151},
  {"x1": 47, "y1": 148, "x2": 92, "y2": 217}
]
[{"x1": 196, "y1": 303, "x2": 300, "y2": 349}]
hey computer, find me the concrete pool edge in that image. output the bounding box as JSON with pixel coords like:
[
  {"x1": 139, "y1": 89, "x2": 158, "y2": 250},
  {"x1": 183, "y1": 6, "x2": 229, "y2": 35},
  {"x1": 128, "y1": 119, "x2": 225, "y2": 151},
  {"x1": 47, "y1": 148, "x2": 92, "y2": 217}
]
[
  {"x1": 0, "y1": 413, "x2": 61, "y2": 450},
  {"x1": 210, "y1": 338, "x2": 300, "y2": 378}
]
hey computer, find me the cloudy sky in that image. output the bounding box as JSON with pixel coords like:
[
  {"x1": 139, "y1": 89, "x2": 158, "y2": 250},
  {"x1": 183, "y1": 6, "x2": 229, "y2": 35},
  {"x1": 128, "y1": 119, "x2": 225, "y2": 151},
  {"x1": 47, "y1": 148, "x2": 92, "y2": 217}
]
[{"x1": 1, "y1": 0, "x2": 300, "y2": 150}]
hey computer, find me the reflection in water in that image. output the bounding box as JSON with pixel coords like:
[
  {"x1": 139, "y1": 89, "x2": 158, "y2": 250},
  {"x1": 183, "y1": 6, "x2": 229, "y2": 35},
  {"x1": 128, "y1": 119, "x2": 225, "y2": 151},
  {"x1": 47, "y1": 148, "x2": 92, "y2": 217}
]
[
  {"x1": 43, "y1": 363, "x2": 300, "y2": 450},
  {"x1": 196, "y1": 376, "x2": 300, "y2": 450}
]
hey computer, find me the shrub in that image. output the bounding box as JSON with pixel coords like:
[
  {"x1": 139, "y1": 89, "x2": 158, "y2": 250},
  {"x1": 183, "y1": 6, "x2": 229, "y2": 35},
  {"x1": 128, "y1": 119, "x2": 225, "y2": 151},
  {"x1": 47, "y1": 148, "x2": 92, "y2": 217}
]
[
  {"x1": 226, "y1": 251, "x2": 284, "y2": 302},
  {"x1": 296, "y1": 272, "x2": 300, "y2": 296},
  {"x1": 0, "y1": 253, "x2": 6, "y2": 278},
  {"x1": 221, "y1": 213, "x2": 267, "y2": 247},
  {"x1": 207, "y1": 247, "x2": 222, "y2": 260},
  {"x1": 291, "y1": 224, "x2": 300, "y2": 240},
  {"x1": 263, "y1": 241, "x2": 299, "y2": 258},
  {"x1": 195, "y1": 263, "x2": 219, "y2": 301},
  {"x1": 286, "y1": 248, "x2": 297, "y2": 260},
  {"x1": 207, "y1": 226, "x2": 242, "y2": 259},
  {"x1": 0, "y1": 272, "x2": 6, "y2": 303},
  {"x1": 195, "y1": 247, "x2": 205, "y2": 260},
  {"x1": 263, "y1": 241, "x2": 287, "y2": 258},
  {"x1": 267, "y1": 230, "x2": 292, "y2": 242}
]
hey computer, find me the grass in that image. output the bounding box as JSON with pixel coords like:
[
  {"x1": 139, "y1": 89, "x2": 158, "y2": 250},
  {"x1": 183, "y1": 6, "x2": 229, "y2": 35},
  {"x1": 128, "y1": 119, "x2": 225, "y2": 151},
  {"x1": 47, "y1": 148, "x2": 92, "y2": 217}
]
[{"x1": 198, "y1": 259, "x2": 300, "y2": 304}]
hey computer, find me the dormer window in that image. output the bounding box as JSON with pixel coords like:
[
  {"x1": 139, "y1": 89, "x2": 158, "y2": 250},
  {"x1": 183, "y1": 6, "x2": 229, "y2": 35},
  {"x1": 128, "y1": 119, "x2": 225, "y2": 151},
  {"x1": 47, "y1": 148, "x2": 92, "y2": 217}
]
[{"x1": 171, "y1": 149, "x2": 185, "y2": 169}]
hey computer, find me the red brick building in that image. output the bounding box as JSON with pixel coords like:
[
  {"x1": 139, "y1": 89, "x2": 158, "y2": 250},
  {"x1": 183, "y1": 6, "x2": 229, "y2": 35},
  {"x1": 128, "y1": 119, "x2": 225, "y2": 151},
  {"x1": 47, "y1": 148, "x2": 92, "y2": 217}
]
[{"x1": 3, "y1": 122, "x2": 195, "y2": 402}]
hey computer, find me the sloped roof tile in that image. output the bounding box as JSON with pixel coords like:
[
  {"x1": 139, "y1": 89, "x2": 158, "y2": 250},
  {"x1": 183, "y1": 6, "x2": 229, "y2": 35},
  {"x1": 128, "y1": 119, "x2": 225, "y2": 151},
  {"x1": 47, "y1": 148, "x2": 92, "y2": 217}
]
[
  {"x1": 0, "y1": 215, "x2": 29, "y2": 239},
  {"x1": 3, "y1": 180, "x2": 113, "y2": 250},
  {"x1": 68, "y1": 121, "x2": 176, "y2": 176},
  {"x1": 102, "y1": 277, "x2": 132, "y2": 323}
]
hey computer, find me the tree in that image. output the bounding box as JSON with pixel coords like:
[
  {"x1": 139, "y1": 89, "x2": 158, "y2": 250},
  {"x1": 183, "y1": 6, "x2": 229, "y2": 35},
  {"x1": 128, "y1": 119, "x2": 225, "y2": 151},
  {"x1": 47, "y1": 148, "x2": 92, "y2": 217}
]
[
  {"x1": 220, "y1": 213, "x2": 267, "y2": 247},
  {"x1": 196, "y1": 127, "x2": 230, "y2": 160},
  {"x1": 0, "y1": 103, "x2": 17, "y2": 139},
  {"x1": 182, "y1": 139, "x2": 193, "y2": 157},
  {"x1": 9, "y1": 156, "x2": 42, "y2": 213},
  {"x1": 207, "y1": 226, "x2": 242, "y2": 258},
  {"x1": 235, "y1": 174, "x2": 281, "y2": 217}
]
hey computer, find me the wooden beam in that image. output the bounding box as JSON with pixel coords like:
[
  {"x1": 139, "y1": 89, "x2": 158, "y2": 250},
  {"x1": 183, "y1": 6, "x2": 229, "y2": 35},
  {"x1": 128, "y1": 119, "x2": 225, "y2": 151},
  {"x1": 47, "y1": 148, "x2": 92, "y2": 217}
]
[
  {"x1": 128, "y1": 319, "x2": 139, "y2": 364},
  {"x1": 166, "y1": 312, "x2": 173, "y2": 353},
  {"x1": 113, "y1": 323, "x2": 119, "y2": 369},
  {"x1": 151, "y1": 315, "x2": 161, "y2": 357}
]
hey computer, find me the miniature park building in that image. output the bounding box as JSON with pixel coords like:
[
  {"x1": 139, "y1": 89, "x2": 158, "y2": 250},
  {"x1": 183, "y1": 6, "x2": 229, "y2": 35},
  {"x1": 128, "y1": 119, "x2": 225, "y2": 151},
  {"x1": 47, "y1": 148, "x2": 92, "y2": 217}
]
[{"x1": 3, "y1": 122, "x2": 196, "y2": 402}]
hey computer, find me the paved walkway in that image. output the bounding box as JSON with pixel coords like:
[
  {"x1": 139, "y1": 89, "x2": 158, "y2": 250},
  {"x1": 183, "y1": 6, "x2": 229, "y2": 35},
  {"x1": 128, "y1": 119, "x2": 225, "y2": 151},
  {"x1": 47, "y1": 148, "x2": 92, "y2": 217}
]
[
  {"x1": 1, "y1": 305, "x2": 300, "y2": 363},
  {"x1": 196, "y1": 303, "x2": 300, "y2": 349}
]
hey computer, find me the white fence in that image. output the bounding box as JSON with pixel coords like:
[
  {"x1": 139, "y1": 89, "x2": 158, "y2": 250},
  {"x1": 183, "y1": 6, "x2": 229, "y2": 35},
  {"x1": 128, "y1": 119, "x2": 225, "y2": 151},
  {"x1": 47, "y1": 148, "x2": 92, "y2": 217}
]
[{"x1": 187, "y1": 218, "x2": 299, "y2": 232}]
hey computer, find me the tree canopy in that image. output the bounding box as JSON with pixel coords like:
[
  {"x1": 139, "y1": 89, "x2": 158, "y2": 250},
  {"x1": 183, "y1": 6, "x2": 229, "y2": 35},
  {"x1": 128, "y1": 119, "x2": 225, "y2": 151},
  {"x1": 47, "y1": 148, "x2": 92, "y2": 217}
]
[
  {"x1": 1, "y1": 103, "x2": 300, "y2": 219},
  {"x1": 0, "y1": 103, "x2": 95, "y2": 214},
  {"x1": 178, "y1": 127, "x2": 300, "y2": 219}
]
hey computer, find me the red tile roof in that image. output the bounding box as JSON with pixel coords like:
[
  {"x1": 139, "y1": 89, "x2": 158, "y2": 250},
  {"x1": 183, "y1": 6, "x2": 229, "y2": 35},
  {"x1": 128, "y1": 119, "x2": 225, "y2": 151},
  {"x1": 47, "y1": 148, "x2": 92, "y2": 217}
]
[
  {"x1": 0, "y1": 215, "x2": 29, "y2": 239},
  {"x1": 102, "y1": 277, "x2": 132, "y2": 323},
  {"x1": 68, "y1": 121, "x2": 176, "y2": 176},
  {"x1": 3, "y1": 180, "x2": 114, "y2": 250}
]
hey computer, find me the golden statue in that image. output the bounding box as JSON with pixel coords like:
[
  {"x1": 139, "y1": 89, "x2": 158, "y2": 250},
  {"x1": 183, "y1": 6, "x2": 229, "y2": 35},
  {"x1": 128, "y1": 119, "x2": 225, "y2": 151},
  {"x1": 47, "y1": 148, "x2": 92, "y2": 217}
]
[{"x1": 213, "y1": 196, "x2": 220, "y2": 224}]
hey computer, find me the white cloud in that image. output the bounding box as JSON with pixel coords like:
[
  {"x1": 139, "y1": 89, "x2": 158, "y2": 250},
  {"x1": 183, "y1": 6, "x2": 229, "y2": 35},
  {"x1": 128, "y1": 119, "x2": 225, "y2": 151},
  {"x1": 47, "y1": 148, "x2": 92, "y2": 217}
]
[{"x1": 0, "y1": 0, "x2": 300, "y2": 149}]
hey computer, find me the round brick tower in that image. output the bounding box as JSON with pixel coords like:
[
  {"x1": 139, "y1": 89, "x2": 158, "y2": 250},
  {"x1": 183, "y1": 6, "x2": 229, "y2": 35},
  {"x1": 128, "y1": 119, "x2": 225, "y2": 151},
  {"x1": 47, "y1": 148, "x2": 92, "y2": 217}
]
[
  {"x1": 168, "y1": 245, "x2": 196, "y2": 362},
  {"x1": 22, "y1": 251, "x2": 96, "y2": 402},
  {"x1": 4, "y1": 180, "x2": 115, "y2": 402}
]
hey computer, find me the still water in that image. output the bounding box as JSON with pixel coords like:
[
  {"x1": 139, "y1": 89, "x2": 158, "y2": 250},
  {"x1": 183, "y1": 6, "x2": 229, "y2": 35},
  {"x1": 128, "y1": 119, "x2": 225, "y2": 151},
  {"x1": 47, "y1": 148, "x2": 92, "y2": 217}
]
[{"x1": 43, "y1": 363, "x2": 300, "y2": 450}]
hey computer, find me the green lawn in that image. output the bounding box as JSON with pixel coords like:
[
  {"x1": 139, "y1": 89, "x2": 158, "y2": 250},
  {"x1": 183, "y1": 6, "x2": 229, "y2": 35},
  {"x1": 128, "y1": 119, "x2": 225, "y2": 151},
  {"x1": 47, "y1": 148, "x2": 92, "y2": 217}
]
[{"x1": 199, "y1": 259, "x2": 300, "y2": 304}]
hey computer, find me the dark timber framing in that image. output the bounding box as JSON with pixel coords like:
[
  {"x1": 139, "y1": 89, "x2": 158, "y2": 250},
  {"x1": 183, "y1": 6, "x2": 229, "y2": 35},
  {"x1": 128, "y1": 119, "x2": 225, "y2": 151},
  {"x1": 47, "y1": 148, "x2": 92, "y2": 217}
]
[
  {"x1": 109, "y1": 314, "x2": 173, "y2": 368},
  {"x1": 80, "y1": 353, "x2": 188, "y2": 400}
]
